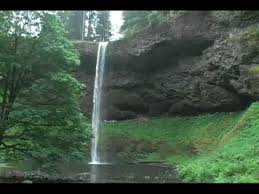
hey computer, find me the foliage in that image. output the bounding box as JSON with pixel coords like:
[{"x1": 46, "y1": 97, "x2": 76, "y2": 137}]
[
  {"x1": 235, "y1": 25, "x2": 259, "y2": 64},
  {"x1": 85, "y1": 11, "x2": 98, "y2": 41},
  {"x1": 57, "y1": 11, "x2": 85, "y2": 40},
  {"x1": 120, "y1": 11, "x2": 182, "y2": 37},
  {"x1": 57, "y1": 11, "x2": 112, "y2": 42},
  {"x1": 178, "y1": 102, "x2": 259, "y2": 183},
  {"x1": 0, "y1": 11, "x2": 91, "y2": 169},
  {"x1": 120, "y1": 11, "x2": 150, "y2": 36},
  {"x1": 95, "y1": 11, "x2": 112, "y2": 42},
  {"x1": 239, "y1": 24, "x2": 259, "y2": 42},
  {"x1": 105, "y1": 113, "x2": 241, "y2": 154},
  {"x1": 104, "y1": 104, "x2": 259, "y2": 182},
  {"x1": 249, "y1": 64, "x2": 259, "y2": 75}
]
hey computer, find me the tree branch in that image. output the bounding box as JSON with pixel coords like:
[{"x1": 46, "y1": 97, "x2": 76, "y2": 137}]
[
  {"x1": 8, "y1": 119, "x2": 63, "y2": 128},
  {"x1": 0, "y1": 142, "x2": 39, "y2": 161},
  {"x1": 3, "y1": 129, "x2": 26, "y2": 140}
]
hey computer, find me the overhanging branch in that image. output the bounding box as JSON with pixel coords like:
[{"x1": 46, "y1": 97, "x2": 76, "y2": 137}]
[{"x1": 0, "y1": 142, "x2": 39, "y2": 160}]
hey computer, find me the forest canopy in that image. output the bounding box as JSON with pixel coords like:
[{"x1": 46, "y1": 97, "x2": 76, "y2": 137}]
[{"x1": 57, "y1": 11, "x2": 112, "y2": 41}]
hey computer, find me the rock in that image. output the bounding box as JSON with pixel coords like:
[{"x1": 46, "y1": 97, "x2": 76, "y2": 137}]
[
  {"x1": 104, "y1": 120, "x2": 117, "y2": 123},
  {"x1": 104, "y1": 89, "x2": 147, "y2": 112},
  {"x1": 148, "y1": 101, "x2": 172, "y2": 115},
  {"x1": 103, "y1": 106, "x2": 137, "y2": 120},
  {"x1": 75, "y1": 11, "x2": 259, "y2": 120}
]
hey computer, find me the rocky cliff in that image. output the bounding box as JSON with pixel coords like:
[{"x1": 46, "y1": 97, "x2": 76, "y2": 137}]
[{"x1": 75, "y1": 11, "x2": 259, "y2": 120}]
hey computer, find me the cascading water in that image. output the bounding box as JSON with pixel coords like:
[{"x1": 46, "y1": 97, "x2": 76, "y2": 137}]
[{"x1": 89, "y1": 42, "x2": 108, "y2": 165}]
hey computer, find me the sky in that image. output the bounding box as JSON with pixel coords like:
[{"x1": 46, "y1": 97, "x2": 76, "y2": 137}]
[{"x1": 110, "y1": 11, "x2": 123, "y2": 41}]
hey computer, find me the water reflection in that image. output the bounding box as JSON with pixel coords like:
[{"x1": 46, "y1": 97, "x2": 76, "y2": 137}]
[
  {"x1": 90, "y1": 164, "x2": 97, "y2": 183},
  {"x1": 0, "y1": 161, "x2": 180, "y2": 183},
  {"x1": 89, "y1": 162, "x2": 112, "y2": 183},
  {"x1": 87, "y1": 163, "x2": 180, "y2": 183}
]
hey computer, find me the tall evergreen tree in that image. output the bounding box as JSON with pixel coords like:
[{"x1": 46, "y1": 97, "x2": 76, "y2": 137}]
[
  {"x1": 120, "y1": 11, "x2": 177, "y2": 37},
  {"x1": 70, "y1": 11, "x2": 85, "y2": 40},
  {"x1": 57, "y1": 11, "x2": 113, "y2": 42},
  {"x1": 85, "y1": 11, "x2": 97, "y2": 41},
  {"x1": 95, "y1": 11, "x2": 112, "y2": 42},
  {"x1": 57, "y1": 11, "x2": 84, "y2": 40},
  {"x1": 120, "y1": 11, "x2": 150, "y2": 35}
]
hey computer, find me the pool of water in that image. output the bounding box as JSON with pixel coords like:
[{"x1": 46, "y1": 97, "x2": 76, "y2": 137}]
[
  {"x1": 84, "y1": 163, "x2": 180, "y2": 183},
  {"x1": 56, "y1": 160, "x2": 181, "y2": 183},
  {"x1": 0, "y1": 161, "x2": 181, "y2": 183}
]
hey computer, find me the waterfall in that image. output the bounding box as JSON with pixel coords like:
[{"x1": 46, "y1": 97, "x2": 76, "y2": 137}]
[{"x1": 89, "y1": 42, "x2": 108, "y2": 164}]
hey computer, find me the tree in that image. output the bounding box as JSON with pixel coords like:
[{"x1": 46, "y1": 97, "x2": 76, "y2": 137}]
[
  {"x1": 57, "y1": 11, "x2": 113, "y2": 42},
  {"x1": 95, "y1": 11, "x2": 112, "y2": 42},
  {"x1": 120, "y1": 11, "x2": 150, "y2": 36},
  {"x1": 57, "y1": 11, "x2": 97, "y2": 41},
  {"x1": 85, "y1": 11, "x2": 97, "y2": 41},
  {"x1": 0, "y1": 11, "x2": 91, "y2": 169},
  {"x1": 57, "y1": 11, "x2": 85, "y2": 40},
  {"x1": 120, "y1": 11, "x2": 177, "y2": 37}
]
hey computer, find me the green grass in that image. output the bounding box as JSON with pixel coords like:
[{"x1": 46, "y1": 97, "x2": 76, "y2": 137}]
[
  {"x1": 104, "y1": 102, "x2": 259, "y2": 183},
  {"x1": 178, "y1": 102, "x2": 259, "y2": 183}
]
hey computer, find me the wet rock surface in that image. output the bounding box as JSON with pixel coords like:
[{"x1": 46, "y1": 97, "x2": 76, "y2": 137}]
[{"x1": 75, "y1": 11, "x2": 259, "y2": 120}]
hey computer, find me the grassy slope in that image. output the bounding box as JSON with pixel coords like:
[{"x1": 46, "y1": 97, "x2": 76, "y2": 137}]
[{"x1": 104, "y1": 102, "x2": 259, "y2": 183}]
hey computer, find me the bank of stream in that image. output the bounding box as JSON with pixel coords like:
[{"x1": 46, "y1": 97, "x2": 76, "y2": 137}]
[
  {"x1": 103, "y1": 104, "x2": 259, "y2": 183},
  {"x1": 0, "y1": 102, "x2": 258, "y2": 183}
]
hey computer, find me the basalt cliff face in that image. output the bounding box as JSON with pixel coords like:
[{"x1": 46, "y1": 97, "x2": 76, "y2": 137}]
[{"x1": 75, "y1": 11, "x2": 259, "y2": 120}]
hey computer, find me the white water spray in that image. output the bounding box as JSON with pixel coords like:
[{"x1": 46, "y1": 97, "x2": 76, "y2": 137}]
[{"x1": 89, "y1": 42, "x2": 108, "y2": 164}]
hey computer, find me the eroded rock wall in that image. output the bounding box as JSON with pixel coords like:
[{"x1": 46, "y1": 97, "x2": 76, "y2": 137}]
[{"x1": 75, "y1": 11, "x2": 259, "y2": 120}]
